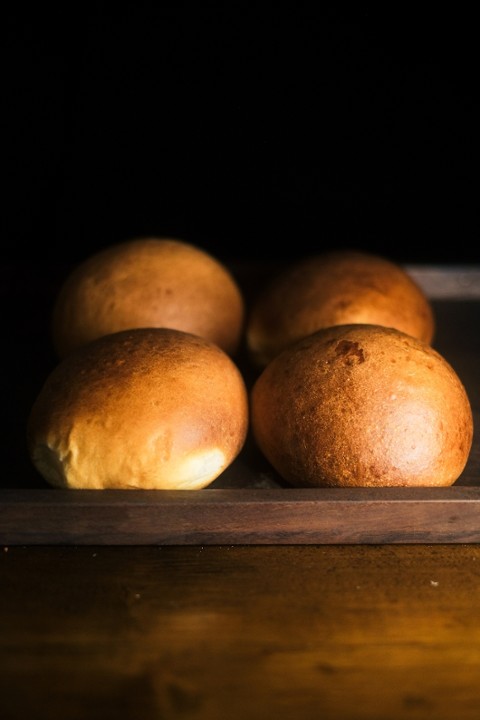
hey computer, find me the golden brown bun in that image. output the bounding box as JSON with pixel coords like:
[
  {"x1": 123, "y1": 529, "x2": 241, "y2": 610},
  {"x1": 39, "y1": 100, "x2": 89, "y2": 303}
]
[
  {"x1": 246, "y1": 250, "x2": 435, "y2": 367},
  {"x1": 251, "y1": 324, "x2": 473, "y2": 488},
  {"x1": 27, "y1": 328, "x2": 249, "y2": 490},
  {"x1": 51, "y1": 237, "x2": 245, "y2": 359}
]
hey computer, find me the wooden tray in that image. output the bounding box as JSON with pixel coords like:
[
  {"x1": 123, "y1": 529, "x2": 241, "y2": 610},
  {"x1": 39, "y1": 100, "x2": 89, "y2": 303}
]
[{"x1": 1, "y1": 264, "x2": 479, "y2": 545}]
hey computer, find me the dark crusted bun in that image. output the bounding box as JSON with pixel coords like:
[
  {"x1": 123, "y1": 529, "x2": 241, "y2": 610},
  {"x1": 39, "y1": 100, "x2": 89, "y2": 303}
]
[
  {"x1": 246, "y1": 249, "x2": 435, "y2": 368},
  {"x1": 251, "y1": 323, "x2": 473, "y2": 487},
  {"x1": 52, "y1": 236, "x2": 245, "y2": 359}
]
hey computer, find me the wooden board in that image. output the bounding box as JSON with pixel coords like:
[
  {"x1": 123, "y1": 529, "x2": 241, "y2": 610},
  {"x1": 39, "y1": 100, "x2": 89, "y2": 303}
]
[
  {"x1": 1, "y1": 486, "x2": 480, "y2": 545},
  {"x1": 1, "y1": 265, "x2": 479, "y2": 545}
]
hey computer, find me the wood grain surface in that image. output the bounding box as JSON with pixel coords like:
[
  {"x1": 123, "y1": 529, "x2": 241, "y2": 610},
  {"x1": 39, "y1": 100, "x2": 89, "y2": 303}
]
[
  {"x1": 1, "y1": 544, "x2": 479, "y2": 720},
  {"x1": 1, "y1": 485, "x2": 480, "y2": 545}
]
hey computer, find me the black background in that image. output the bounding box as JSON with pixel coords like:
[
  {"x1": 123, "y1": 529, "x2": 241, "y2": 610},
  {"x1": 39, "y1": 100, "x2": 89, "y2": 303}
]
[{"x1": 4, "y1": 5, "x2": 479, "y2": 267}]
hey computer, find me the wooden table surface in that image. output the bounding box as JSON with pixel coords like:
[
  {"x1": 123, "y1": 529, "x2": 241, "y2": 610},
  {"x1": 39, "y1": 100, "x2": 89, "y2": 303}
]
[{"x1": 1, "y1": 544, "x2": 479, "y2": 720}]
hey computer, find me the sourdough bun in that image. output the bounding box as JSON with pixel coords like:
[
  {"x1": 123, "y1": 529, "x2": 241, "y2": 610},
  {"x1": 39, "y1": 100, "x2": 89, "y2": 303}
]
[
  {"x1": 51, "y1": 237, "x2": 245, "y2": 359},
  {"x1": 246, "y1": 249, "x2": 435, "y2": 367},
  {"x1": 251, "y1": 324, "x2": 473, "y2": 488},
  {"x1": 27, "y1": 327, "x2": 249, "y2": 490}
]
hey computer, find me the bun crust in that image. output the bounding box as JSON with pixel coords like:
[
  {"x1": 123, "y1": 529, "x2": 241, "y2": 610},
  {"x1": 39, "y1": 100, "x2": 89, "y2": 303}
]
[
  {"x1": 247, "y1": 250, "x2": 435, "y2": 367},
  {"x1": 251, "y1": 324, "x2": 473, "y2": 488},
  {"x1": 27, "y1": 328, "x2": 249, "y2": 490},
  {"x1": 52, "y1": 237, "x2": 245, "y2": 358}
]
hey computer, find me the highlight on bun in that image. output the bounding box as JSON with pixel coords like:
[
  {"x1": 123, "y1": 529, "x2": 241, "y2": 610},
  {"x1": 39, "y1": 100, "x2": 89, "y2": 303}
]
[{"x1": 27, "y1": 327, "x2": 249, "y2": 490}]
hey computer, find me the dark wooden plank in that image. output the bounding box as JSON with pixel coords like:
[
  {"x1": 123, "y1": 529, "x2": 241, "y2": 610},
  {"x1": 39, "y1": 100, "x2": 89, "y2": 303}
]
[{"x1": 1, "y1": 487, "x2": 479, "y2": 545}]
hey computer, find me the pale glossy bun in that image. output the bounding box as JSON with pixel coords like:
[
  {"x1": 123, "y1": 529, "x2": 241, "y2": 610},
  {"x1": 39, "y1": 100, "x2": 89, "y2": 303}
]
[
  {"x1": 246, "y1": 249, "x2": 435, "y2": 367},
  {"x1": 27, "y1": 328, "x2": 249, "y2": 490},
  {"x1": 251, "y1": 324, "x2": 473, "y2": 488},
  {"x1": 52, "y1": 237, "x2": 245, "y2": 359}
]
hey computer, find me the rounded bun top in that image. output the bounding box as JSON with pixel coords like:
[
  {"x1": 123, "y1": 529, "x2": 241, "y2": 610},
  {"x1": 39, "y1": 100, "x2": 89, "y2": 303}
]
[
  {"x1": 51, "y1": 236, "x2": 245, "y2": 359},
  {"x1": 27, "y1": 327, "x2": 249, "y2": 490},
  {"x1": 251, "y1": 323, "x2": 473, "y2": 488},
  {"x1": 246, "y1": 249, "x2": 436, "y2": 368}
]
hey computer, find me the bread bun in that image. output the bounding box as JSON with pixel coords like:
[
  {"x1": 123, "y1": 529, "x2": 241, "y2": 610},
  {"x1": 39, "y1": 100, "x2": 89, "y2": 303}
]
[
  {"x1": 246, "y1": 249, "x2": 435, "y2": 367},
  {"x1": 251, "y1": 324, "x2": 473, "y2": 488},
  {"x1": 51, "y1": 237, "x2": 245, "y2": 359},
  {"x1": 27, "y1": 327, "x2": 249, "y2": 490}
]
